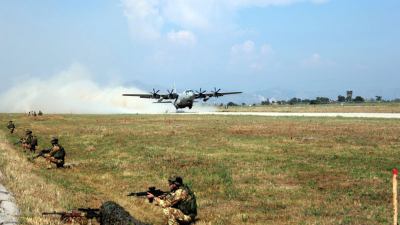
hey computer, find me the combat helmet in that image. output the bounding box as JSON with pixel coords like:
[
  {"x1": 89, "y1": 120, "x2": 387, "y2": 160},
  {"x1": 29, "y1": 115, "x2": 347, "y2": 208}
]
[
  {"x1": 50, "y1": 137, "x2": 59, "y2": 145},
  {"x1": 25, "y1": 129, "x2": 32, "y2": 134},
  {"x1": 168, "y1": 176, "x2": 183, "y2": 186}
]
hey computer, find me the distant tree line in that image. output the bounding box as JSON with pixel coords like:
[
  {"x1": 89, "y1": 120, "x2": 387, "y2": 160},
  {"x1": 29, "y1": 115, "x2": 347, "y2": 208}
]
[{"x1": 221, "y1": 93, "x2": 400, "y2": 107}]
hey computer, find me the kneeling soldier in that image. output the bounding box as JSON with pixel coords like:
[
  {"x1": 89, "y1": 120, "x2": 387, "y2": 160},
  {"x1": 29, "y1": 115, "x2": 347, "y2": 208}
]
[
  {"x1": 147, "y1": 176, "x2": 197, "y2": 225},
  {"x1": 44, "y1": 137, "x2": 66, "y2": 168},
  {"x1": 22, "y1": 129, "x2": 37, "y2": 152},
  {"x1": 7, "y1": 120, "x2": 15, "y2": 134}
]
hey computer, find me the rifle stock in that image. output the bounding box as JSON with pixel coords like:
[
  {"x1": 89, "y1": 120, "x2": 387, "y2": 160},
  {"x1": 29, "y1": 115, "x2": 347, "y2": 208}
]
[{"x1": 42, "y1": 211, "x2": 66, "y2": 216}]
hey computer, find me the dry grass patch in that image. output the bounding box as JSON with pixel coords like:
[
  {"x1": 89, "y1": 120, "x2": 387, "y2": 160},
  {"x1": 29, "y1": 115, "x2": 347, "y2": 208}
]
[{"x1": 0, "y1": 114, "x2": 399, "y2": 224}]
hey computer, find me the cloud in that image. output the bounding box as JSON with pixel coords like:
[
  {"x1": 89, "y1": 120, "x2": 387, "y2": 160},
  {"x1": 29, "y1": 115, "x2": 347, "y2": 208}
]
[
  {"x1": 232, "y1": 0, "x2": 329, "y2": 7},
  {"x1": 301, "y1": 53, "x2": 335, "y2": 68},
  {"x1": 230, "y1": 40, "x2": 274, "y2": 71},
  {"x1": 231, "y1": 40, "x2": 255, "y2": 54},
  {"x1": 167, "y1": 30, "x2": 197, "y2": 45},
  {"x1": 122, "y1": 0, "x2": 164, "y2": 40},
  {"x1": 121, "y1": 0, "x2": 330, "y2": 41}
]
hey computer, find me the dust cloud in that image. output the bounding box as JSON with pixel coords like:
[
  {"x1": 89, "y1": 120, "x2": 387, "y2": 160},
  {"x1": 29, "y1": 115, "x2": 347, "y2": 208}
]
[{"x1": 0, "y1": 64, "x2": 217, "y2": 114}]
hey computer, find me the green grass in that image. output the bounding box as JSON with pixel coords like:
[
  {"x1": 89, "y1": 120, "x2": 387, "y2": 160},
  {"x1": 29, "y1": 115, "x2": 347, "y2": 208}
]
[{"x1": 0, "y1": 113, "x2": 399, "y2": 224}]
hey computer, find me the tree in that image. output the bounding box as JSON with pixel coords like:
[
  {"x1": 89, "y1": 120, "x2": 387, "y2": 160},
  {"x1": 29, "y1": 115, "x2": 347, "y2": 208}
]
[
  {"x1": 337, "y1": 95, "x2": 346, "y2": 102},
  {"x1": 261, "y1": 98, "x2": 270, "y2": 105},
  {"x1": 315, "y1": 97, "x2": 330, "y2": 104},
  {"x1": 289, "y1": 97, "x2": 301, "y2": 105},
  {"x1": 353, "y1": 96, "x2": 365, "y2": 103},
  {"x1": 375, "y1": 96, "x2": 382, "y2": 101},
  {"x1": 227, "y1": 102, "x2": 238, "y2": 106},
  {"x1": 309, "y1": 97, "x2": 330, "y2": 105}
]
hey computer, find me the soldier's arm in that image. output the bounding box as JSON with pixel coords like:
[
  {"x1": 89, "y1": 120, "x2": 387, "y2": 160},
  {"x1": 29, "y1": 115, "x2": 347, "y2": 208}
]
[
  {"x1": 154, "y1": 189, "x2": 188, "y2": 207},
  {"x1": 49, "y1": 146, "x2": 60, "y2": 156}
]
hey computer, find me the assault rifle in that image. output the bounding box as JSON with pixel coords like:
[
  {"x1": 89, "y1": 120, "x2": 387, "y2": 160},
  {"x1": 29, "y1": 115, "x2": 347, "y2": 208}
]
[
  {"x1": 13, "y1": 138, "x2": 24, "y2": 145},
  {"x1": 42, "y1": 208, "x2": 100, "y2": 223},
  {"x1": 127, "y1": 186, "x2": 168, "y2": 203},
  {"x1": 29, "y1": 148, "x2": 51, "y2": 161}
]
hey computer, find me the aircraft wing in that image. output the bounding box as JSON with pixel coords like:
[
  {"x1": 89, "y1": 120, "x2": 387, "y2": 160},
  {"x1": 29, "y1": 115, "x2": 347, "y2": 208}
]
[
  {"x1": 195, "y1": 91, "x2": 242, "y2": 99},
  {"x1": 122, "y1": 93, "x2": 170, "y2": 99}
]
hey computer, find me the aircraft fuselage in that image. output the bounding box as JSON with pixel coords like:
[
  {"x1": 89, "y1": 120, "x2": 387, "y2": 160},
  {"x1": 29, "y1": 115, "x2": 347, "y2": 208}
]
[{"x1": 174, "y1": 90, "x2": 196, "y2": 109}]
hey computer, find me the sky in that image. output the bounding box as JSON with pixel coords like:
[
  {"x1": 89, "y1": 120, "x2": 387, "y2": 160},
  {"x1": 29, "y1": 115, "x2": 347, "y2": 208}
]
[{"x1": 0, "y1": 0, "x2": 399, "y2": 112}]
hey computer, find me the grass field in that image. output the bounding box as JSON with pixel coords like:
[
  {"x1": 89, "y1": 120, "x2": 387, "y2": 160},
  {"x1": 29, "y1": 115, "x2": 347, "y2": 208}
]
[
  {"x1": 1, "y1": 113, "x2": 400, "y2": 224},
  {"x1": 219, "y1": 102, "x2": 400, "y2": 113}
]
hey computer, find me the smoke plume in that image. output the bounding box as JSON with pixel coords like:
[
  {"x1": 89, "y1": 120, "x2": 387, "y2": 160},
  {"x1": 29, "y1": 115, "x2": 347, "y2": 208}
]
[{"x1": 0, "y1": 64, "x2": 216, "y2": 114}]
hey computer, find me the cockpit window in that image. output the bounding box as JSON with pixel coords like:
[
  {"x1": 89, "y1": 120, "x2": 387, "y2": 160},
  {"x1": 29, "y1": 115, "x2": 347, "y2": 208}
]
[{"x1": 185, "y1": 90, "x2": 194, "y2": 94}]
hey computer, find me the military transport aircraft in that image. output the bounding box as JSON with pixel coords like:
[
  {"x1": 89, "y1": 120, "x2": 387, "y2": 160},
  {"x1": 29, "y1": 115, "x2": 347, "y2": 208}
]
[{"x1": 123, "y1": 88, "x2": 242, "y2": 109}]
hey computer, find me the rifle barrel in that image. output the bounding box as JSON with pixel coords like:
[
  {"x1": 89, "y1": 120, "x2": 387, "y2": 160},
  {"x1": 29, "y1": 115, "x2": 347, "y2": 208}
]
[{"x1": 42, "y1": 212, "x2": 65, "y2": 215}]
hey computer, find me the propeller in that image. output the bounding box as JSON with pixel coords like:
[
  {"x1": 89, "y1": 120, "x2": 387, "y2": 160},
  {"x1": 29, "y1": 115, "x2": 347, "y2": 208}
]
[
  {"x1": 195, "y1": 88, "x2": 207, "y2": 98},
  {"x1": 212, "y1": 87, "x2": 221, "y2": 97},
  {"x1": 151, "y1": 88, "x2": 160, "y2": 98},
  {"x1": 167, "y1": 89, "x2": 178, "y2": 99}
]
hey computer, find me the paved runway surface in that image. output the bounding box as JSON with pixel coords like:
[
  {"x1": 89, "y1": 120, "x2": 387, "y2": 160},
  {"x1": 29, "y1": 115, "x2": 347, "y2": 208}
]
[{"x1": 180, "y1": 112, "x2": 400, "y2": 119}]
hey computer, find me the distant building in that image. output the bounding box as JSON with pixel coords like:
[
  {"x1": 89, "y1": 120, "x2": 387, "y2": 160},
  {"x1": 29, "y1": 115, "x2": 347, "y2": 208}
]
[{"x1": 346, "y1": 90, "x2": 353, "y2": 102}]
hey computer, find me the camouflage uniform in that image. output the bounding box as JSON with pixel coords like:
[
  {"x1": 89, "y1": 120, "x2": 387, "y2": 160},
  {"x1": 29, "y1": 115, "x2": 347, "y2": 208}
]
[
  {"x1": 99, "y1": 201, "x2": 150, "y2": 225},
  {"x1": 7, "y1": 121, "x2": 15, "y2": 134},
  {"x1": 154, "y1": 177, "x2": 197, "y2": 225},
  {"x1": 44, "y1": 137, "x2": 66, "y2": 168},
  {"x1": 22, "y1": 130, "x2": 37, "y2": 152}
]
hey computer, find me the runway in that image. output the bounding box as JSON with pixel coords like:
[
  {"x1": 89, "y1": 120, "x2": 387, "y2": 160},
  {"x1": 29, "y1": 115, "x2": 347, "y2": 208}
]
[{"x1": 181, "y1": 112, "x2": 400, "y2": 119}]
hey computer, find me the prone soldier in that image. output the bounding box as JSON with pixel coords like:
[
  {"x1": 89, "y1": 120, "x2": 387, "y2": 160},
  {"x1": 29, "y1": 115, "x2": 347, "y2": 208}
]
[
  {"x1": 7, "y1": 120, "x2": 15, "y2": 134},
  {"x1": 43, "y1": 201, "x2": 150, "y2": 225},
  {"x1": 146, "y1": 176, "x2": 197, "y2": 225}
]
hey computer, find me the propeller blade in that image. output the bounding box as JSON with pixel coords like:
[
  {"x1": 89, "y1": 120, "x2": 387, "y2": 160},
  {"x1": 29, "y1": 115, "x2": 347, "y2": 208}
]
[
  {"x1": 196, "y1": 88, "x2": 206, "y2": 95},
  {"x1": 212, "y1": 87, "x2": 221, "y2": 97},
  {"x1": 151, "y1": 88, "x2": 160, "y2": 97}
]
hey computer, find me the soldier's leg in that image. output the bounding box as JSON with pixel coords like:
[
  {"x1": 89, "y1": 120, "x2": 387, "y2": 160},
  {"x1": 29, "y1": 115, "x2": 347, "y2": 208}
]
[
  {"x1": 45, "y1": 157, "x2": 55, "y2": 169},
  {"x1": 47, "y1": 157, "x2": 64, "y2": 168},
  {"x1": 163, "y1": 208, "x2": 192, "y2": 225},
  {"x1": 22, "y1": 143, "x2": 28, "y2": 151},
  {"x1": 56, "y1": 160, "x2": 65, "y2": 168}
]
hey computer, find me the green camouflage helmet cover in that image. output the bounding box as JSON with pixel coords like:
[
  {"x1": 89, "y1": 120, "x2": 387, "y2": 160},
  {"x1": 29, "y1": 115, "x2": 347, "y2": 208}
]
[
  {"x1": 50, "y1": 137, "x2": 58, "y2": 144},
  {"x1": 168, "y1": 176, "x2": 183, "y2": 185}
]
